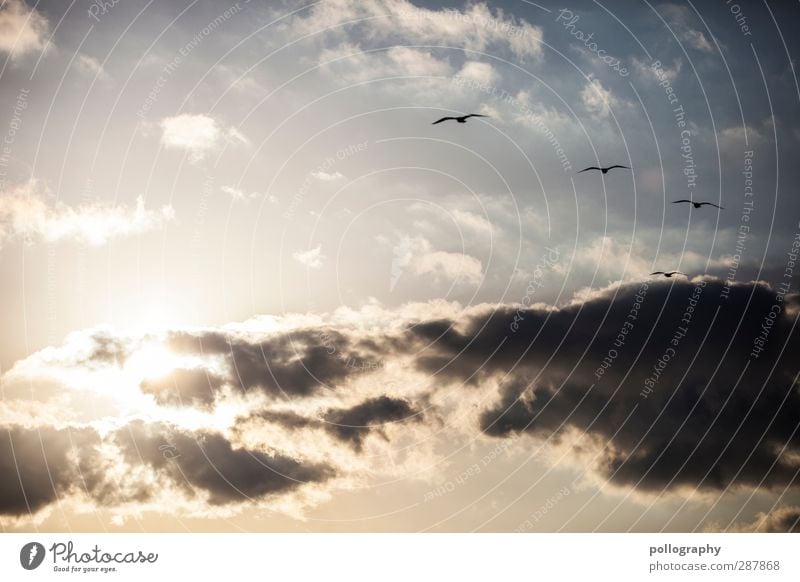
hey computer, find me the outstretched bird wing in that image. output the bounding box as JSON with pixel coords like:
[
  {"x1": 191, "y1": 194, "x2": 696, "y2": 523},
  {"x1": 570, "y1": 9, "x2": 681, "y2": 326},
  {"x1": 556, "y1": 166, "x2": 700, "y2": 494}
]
[
  {"x1": 607, "y1": 165, "x2": 630, "y2": 170},
  {"x1": 578, "y1": 167, "x2": 602, "y2": 173},
  {"x1": 672, "y1": 199, "x2": 692, "y2": 204},
  {"x1": 465, "y1": 114, "x2": 489, "y2": 119},
  {"x1": 650, "y1": 271, "x2": 665, "y2": 275},
  {"x1": 432, "y1": 117, "x2": 456, "y2": 125},
  {"x1": 702, "y1": 202, "x2": 724, "y2": 209}
]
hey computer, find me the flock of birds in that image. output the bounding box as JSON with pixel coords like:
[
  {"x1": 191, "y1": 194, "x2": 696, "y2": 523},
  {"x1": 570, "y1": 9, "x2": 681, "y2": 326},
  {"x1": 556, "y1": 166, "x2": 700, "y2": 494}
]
[{"x1": 431, "y1": 112, "x2": 723, "y2": 279}]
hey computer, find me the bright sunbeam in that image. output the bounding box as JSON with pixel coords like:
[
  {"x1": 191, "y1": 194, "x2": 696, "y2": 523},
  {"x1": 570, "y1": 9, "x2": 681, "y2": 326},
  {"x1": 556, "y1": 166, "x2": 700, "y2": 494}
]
[{"x1": 123, "y1": 343, "x2": 178, "y2": 381}]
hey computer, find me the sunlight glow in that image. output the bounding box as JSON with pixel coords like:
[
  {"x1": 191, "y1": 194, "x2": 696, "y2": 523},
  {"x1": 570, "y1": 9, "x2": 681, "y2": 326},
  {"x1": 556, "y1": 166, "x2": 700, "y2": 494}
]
[{"x1": 123, "y1": 343, "x2": 178, "y2": 381}]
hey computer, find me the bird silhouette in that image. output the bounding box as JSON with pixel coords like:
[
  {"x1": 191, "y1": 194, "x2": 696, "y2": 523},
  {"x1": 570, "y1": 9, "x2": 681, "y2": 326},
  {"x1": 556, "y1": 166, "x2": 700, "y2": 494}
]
[
  {"x1": 578, "y1": 164, "x2": 630, "y2": 174},
  {"x1": 650, "y1": 271, "x2": 687, "y2": 278},
  {"x1": 432, "y1": 114, "x2": 488, "y2": 125},
  {"x1": 672, "y1": 200, "x2": 724, "y2": 209}
]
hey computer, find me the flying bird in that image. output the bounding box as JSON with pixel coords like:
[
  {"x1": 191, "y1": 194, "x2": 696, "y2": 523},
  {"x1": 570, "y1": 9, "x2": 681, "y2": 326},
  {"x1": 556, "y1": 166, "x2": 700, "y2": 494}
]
[
  {"x1": 650, "y1": 271, "x2": 687, "y2": 278},
  {"x1": 432, "y1": 114, "x2": 488, "y2": 125},
  {"x1": 578, "y1": 164, "x2": 630, "y2": 174},
  {"x1": 672, "y1": 200, "x2": 724, "y2": 209}
]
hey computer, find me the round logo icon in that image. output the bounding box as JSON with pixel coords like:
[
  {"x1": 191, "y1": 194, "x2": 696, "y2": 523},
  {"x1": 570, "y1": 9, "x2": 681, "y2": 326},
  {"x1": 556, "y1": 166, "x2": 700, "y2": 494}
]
[{"x1": 20, "y1": 542, "x2": 45, "y2": 570}]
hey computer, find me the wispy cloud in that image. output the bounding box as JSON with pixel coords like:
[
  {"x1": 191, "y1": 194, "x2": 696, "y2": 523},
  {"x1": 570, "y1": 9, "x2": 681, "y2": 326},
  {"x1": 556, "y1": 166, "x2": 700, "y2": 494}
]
[
  {"x1": 221, "y1": 185, "x2": 257, "y2": 201},
  {"x1": 390, "y1": 235, "x2": 483, "y2": 287},
  {"x1": 292, "y1": 0, "x2": 544, "y2": 62},
  {"x1": 73, "y1": 53, "x2": 107, "y2": 79},
  {"x1": 660, "y1": 3, "x2": 716, "y2": 53},
  {"x1": 159, "y1": 114, "x2": 249, "y2": 162},
  {"x1": 581, "y1": 76, "x2": 614, "y2": 118},
  {"x1": 0, "y1": 181, "x2": 174, "y2": 247},
  {"x1": 293, "y1": 243, "x2": 325, "y2": 268},
  {"x1": 311, "y1": 170, "x2": 345, "y2": 182}
]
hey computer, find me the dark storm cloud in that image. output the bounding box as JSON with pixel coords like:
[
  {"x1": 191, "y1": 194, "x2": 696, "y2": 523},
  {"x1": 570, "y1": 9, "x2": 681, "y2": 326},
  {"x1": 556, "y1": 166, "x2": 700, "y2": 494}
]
[
  {"x1": 82, "y1": 331, "x2": 128, "y2": 366},
  {"x1": 238, "y1": 396, "x2": 423, "y2": 451},
  {"x1": 113, "y1": 420, "x2": 334, "y2": 504},
  {"x1": 405, "y1": 278, "x2": 800, "y2": 493},
  {"x1": 0, "y1": 425, "x2": 99, "y2": 516},
  {"x1": 166, "y1": 329, "x2": 380, "y2": 399},
  {"x1": 4, "y1": 279, "x2": 800, "y2": 519},
  {"x1": 323, "y1": 396, "x2": 422, "y2": 451},
  {"x1": 743, "y1": 506, "x2": 800, "y2": 533},
  {"x1": 140, "y1": 368, "x2": 224, "y2": 409},
  {"x1": 148, "y1": 278, "x2": 800, "y2": 493},
  {"x1": 0, "y1": 419, "x2": 334, "y2": 516}
]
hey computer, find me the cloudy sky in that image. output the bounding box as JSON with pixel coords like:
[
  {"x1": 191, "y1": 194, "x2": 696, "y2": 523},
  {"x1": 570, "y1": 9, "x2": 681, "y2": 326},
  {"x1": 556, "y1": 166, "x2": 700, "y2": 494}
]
[{"x1": 1, "y1": 0, "x2": 799, "y2": 533}]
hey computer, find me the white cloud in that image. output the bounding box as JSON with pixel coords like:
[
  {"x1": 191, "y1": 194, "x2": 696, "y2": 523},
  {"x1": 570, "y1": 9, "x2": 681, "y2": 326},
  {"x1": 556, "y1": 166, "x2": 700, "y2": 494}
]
[
  {"x1": 413, "y1": 250, "x2": 483, "y2": 284},
  {"x1": 567, "y1": 235, "x2": 730, "y2": 286},
  {"x1": 221, "y1": 185, "x2": 257, "y2": 201},
  {"x1": 0, "y1": 181, "x2": 174, "y2": 247},
  {"x1": 390, "y1": 235, "x2": 483, "y2": 287},
  {"x1": 293, "y1": 0, "x2": 543, "y2": 61},
  {"x1": 160, "y1": 114, "x2": 219, "y2": 160},
  {"x1": 633, "y1": 57, "x2": 682, "y2": 82},
  {"x1": 452, "y1": 209, "x2": 493, "y2": 235},
  {"x1": 661, "y1": 4, "x2": 716, "y2": 53},
  {"x1": 457, "y1": 60, "x2": 498, "y2": 85},
  {"x1": 226, "y1": 126, "x2": 250, "y2": 146},
  {"x1": 318, "y1": 43, "x2": 452, "y2": 83},
  {"x1": 311, "y1": 170, "x2": 345, "y2": 181},
  {"x1": 74, "y1": 53, "x2": 107, "y2": 79},
  {"x1": 293, "y1": 243, "x2": 326, "y2": 268},
  {"x1": 508, "y1": 89, "x2": 578, "y2": 136},
  {"x1": 581, "y1": 77, "x2": 613, "y2": 118},
  {"x1": 719, "y1": 122, "x2": 768, "y2": 148},
  {"x1": 682, "y1": 28, "x2": 714, "y2": 53},
  {"x1": 159, "y1": 114, "x2": 249, "y2": 162},
  {"x1": 0, "y1": 0, "x2": 49, "y2": 60},
  {"x1": 386, "y1": 46, "x2": 451, "y2": 76}
]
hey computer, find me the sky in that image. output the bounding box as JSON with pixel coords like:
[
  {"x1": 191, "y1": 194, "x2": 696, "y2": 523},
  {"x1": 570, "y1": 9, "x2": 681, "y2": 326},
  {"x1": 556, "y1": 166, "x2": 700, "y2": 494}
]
[{"x1": 1, "y1": 0, "x2": 799, "y2": 533}]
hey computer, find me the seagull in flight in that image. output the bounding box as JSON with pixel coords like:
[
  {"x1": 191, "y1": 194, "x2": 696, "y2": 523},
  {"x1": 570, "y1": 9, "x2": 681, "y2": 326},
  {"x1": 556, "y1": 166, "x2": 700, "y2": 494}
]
[
  {"x1": 672, "y1": 200, "x2": 724, "y2": 209},
  {"x1": 578, "y1": 164, "x2": 630, "y2": 174},
  {"x1": 650, "y1": 271, "x2": 687, "y2": 278},
  {"x1": 432, "y1": 114, "x2": 488, "y2": 125}
]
